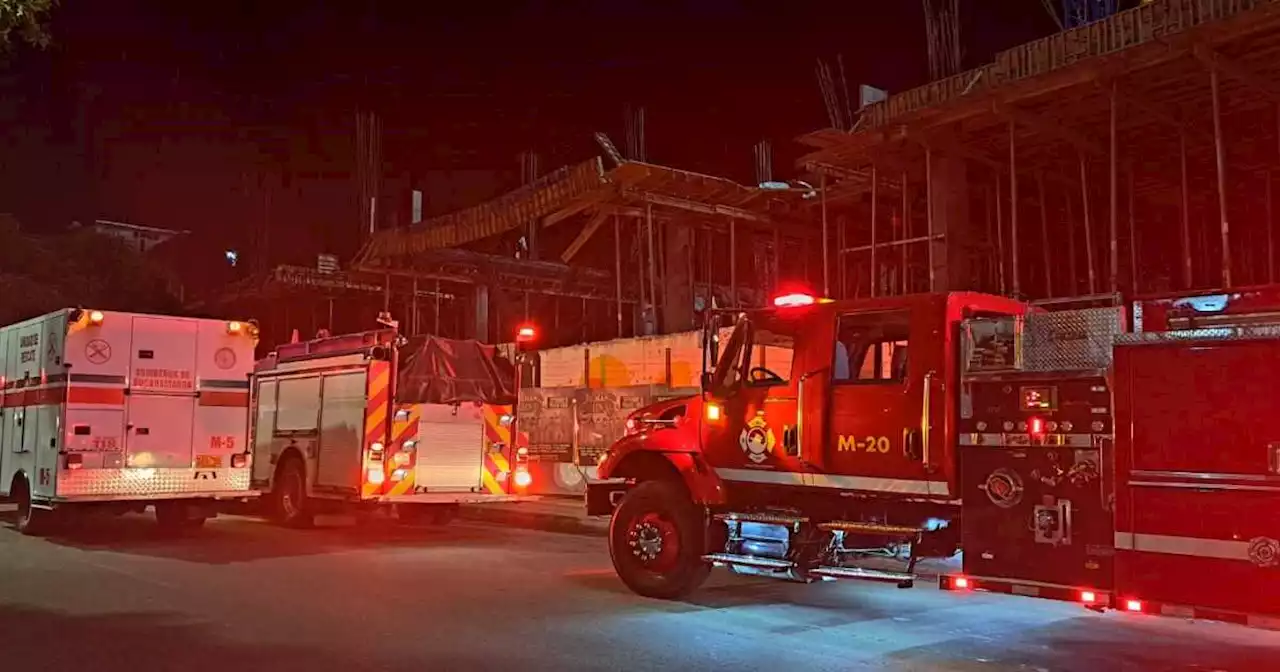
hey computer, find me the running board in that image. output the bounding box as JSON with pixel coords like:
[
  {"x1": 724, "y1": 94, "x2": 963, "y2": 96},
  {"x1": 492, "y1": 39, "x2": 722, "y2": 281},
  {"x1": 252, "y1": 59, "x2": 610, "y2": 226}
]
[
  {"x1": 809, "y1": 566, "x2": 917, "y2": 588},
  {"x1": 715, "y1": 512, "x2": 808, "y2": 526},
  {"x1": 702, "y1": 552, "x2": 796, "y2": 571},
  {"x1": 818, "y1": 521, "x2": 923, "y2": 536}
]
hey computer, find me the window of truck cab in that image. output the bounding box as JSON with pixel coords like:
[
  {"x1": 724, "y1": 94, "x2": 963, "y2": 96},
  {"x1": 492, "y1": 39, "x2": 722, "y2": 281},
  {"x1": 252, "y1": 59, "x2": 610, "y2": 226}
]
[
  {"x1": 831, "y1": 310, "x2": 910, "y2": 385},
  {"x1": 733, "y1": 312, "x2": 799, "y2": 388}
]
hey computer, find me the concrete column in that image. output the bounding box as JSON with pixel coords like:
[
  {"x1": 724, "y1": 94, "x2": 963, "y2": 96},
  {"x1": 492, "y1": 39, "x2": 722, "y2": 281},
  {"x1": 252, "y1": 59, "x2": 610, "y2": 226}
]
[
  {"x1": 927, "y1": 153, "x2": 972, "y2": 291},
  {"x1": 662, "y1": 221, "x2": 695, "y2": 332},
  {"x1": 473, "y1": 284, "x2": 490, "y2": 342}
]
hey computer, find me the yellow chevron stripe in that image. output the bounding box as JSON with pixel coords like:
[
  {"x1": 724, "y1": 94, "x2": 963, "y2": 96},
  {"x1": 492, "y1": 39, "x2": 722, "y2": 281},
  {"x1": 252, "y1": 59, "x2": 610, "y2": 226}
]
[
  {"x1": 481, "y1": 467, "x2": 504, "y2": 495},
  {"x1": 386, "y1": 470, "x2": 415, "y2": 497},
  {"x1": 490, "y1": 451, "x2": 510, "y2": 474}
]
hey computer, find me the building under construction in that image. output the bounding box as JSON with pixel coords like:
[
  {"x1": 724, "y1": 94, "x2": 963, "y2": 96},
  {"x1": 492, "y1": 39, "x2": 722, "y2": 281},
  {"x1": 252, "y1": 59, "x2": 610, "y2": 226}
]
[{"x1": 206, "y1": 0, "x2": 1280, "y2": 348}]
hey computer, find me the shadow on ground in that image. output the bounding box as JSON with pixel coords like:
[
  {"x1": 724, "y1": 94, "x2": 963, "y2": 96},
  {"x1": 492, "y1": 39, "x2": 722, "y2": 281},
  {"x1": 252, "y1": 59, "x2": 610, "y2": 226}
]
[
  {"x1": 1, "y1": 511, "x2": 527, "y2": 565},
  {"x1": 0, "y1": 603, "x2": 503, "y2": 672}
]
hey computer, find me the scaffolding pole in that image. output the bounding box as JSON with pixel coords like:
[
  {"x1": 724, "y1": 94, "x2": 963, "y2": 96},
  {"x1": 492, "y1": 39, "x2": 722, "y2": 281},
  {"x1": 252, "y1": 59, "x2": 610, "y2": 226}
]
[
  {"x1": 996, "y1": 172, "x2": 1007, "y2": 295},
  {"x1": 1128, "y1": 169, "x2": 1137, "y2": 293},
  {"x1": 926, "y1": 147, "x2": 936, "y2": 291},
  {"x1": 1211, "y1": 64, "x2": 1233, "y2": 288},
  {"x1": 1063, "y1": 166, "x2": 1079, "y2": 294},
  {"x1": 1180, "y1": 132, "x2": 1193, "y2": 288},
  {"x1": 614, "y1": 215, "x2": 623, "y2": 337},
  {"x1": 646, "y1": 203, "x2": 659, "y2": 320},
  {"x1": 871, "y1": 164, "x2": 879, "y2": 297},
  {"x1": 1269, "y1": 170, "x2": 1276, "y2": 285},
  {"x1": 1038, "y1": 171, "x2": 1051, "y2": 297},
  {"x1": 729, "y1": 217, "x2": 737, "y2": 308},
  {"x1": 820, "y1": 172, "x2": 830, "y2": 296},
  {"x1": 1009, "y1": 121, "x2": 1020, "y2": 297},
  {"x1": 1108, "y1": 81, "x2": 1120, "y2": 295},
  {"x1": 901, "y1": 170, "x2": 909, "y2": 295},
  {"x1": 1080, "y1": 153, "x2": 1097, "y2": 294}
]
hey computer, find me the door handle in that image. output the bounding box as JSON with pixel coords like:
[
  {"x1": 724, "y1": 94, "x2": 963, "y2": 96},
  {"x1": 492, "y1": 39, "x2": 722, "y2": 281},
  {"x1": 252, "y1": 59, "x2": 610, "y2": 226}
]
[
  {"x1": 919, "y1": 370, "x2": 935, "y2": 467},
  {"x1": 1269, "y1": 442, "x2": 1280, "y2": 475}
]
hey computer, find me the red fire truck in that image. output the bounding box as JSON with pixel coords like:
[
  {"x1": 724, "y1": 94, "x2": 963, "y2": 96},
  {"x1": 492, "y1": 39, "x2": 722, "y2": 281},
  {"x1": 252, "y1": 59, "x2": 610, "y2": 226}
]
[
  {"x1": 250, "y1": 326, "x2": 533, "y2": 526},
  {"x1": 943, "y1": 287, "x2": 1280, "y2": 628},
  {"x1": 589, "y1": 287, "x2": 1280, "y2": 629},
  {"x1": 588, "y1": 291, "x2": 1026, "y2": 598}
]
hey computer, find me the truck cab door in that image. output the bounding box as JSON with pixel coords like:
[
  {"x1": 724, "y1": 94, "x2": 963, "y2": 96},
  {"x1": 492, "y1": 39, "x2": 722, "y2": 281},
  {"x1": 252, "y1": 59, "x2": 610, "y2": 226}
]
[
  {"x1": 701, "y1": 318, "x2": 804, "y2": 479},
  {"x1": 818, "y1": 304, "x2": 948, "y2": 497}
]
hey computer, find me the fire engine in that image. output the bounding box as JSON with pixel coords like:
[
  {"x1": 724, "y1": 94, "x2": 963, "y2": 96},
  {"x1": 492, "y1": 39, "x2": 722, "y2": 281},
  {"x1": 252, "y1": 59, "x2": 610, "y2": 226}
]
[
  {"x1": 0, "y1": 308, "x2": 258, "y2": 534},
  {"x1": 589, "y1": 290, "x2": 1025, "y2": 598},
  {"x1": 589, "y1": 288, "x2": 1280, "y2": 629},
  {"x1": 943, "y1": 287, "x2": 1280, "y2": 628},
  {"x1": 249, "y1": 324, "x2": 533, "y2": 527}
]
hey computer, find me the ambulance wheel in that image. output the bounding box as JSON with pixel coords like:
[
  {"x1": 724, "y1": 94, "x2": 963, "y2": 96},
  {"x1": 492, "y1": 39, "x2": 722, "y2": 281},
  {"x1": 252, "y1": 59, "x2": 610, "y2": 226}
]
[
  {"x1": 13, "y1": 476, "x2": 54, "y2": 536},
  {"x1": 271, "y1": 457, "x2": 313, "y2": 528},
  {"x1": 609, "y1": 479, "x2": 711, "y2": 600}
]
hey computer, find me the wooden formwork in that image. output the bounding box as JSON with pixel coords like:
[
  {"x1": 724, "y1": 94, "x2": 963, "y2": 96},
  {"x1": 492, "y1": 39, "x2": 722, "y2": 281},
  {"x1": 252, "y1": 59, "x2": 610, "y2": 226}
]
[{"x1": 799, "y1": 0, "x2": 1280, "y2": 300}]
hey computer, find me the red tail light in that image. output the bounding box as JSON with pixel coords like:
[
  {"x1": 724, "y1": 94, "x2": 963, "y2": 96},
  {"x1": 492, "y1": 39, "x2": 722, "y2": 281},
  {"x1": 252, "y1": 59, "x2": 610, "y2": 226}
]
[
  {"x1": 231, "y1": 453, "x2": 249, "y2": 469},
  {"x1": 1028, "y1": 417, "x2": 1045, "y2": 435},
  {"x1": 1080, "y1": 590, "x2": 1097, "y2": 604},
  {"x1": 65, "y1": 453, "x2": 83, "y2": 470},
  {"x1": 953, "y1": 576, "x2": 970, "y2": 590},
  {"x1": 1125, "y1": 599, "x2": 1143, "y2": 612}
]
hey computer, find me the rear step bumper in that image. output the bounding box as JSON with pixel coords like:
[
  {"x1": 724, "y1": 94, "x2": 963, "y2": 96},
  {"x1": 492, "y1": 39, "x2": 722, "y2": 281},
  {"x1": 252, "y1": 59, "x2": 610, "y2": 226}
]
[{"x1": 702, "y1": 553, "x2": 917, "y2": 587}]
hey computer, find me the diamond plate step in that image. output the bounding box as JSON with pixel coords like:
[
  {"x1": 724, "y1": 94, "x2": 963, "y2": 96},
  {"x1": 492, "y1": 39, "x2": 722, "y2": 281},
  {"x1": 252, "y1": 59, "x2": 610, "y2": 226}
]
[
  {"x1": 702, "y1": 553, "x2": 796, "y2": 570},
  {"x1": 809, "y1": 565, "x2": 916, "y2": 587}
]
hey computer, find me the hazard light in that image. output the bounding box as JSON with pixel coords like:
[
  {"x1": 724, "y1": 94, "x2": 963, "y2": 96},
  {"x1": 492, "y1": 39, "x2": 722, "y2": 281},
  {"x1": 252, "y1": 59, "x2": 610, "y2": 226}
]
[
  {"x1": 227, "y1": 321, "x2": 244, "y2": 335},
  {"x1": 88, "y1": 310, "x2": 105, "y2": 326},
  {"x1": 773, "y1": 293, "x2": 817, "y2": 308},
  {"x1": 953, "y1": 576, "x2": 970, "y2": 590},
  {"x1": 515, "y1": 325, "x2": 537, "y2": 342},
  {"x1": 705, "y1": 402, "x2": 723, "y2": 422},
  {"x1": 513, "y1": 469, "x2": 533, "y2": 488},
  {"x1": 366, "y1": 467, "x2": 386, "y2": 485},
  {"x1": 1080, "y1": 590, "x2": 1097, "y2": 604},
  {"x1": 1125, "y1": 599, "x2": 1143, "y2": 612},
  {"x1": 1028, "y1": 417, "x2": 1045, "y2": 435}
]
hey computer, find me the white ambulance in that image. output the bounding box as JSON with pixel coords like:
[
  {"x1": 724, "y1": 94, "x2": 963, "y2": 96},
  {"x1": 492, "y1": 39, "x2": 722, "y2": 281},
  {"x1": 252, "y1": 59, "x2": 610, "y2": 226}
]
[{"x1": 0, "y1": 308, "x2": 258, "y2": 534}]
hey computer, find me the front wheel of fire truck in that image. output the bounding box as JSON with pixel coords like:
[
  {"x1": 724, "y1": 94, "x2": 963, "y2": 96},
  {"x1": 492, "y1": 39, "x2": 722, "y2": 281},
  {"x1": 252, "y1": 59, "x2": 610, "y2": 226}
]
[
  {"x1": 270, "y1": 456, "x2": 314, "y2": 528},
  {"x1": 609, "y1": 479, "x2": 712, "y2": 600}
]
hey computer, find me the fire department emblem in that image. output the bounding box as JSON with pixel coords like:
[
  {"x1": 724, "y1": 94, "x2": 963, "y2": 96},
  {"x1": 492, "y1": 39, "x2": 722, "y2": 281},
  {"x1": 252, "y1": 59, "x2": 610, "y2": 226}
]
[
  {"x1": 739, "y1": 416, "x2": 776, "y2": 464},
  {"x1": 214, "y1": 347, "x2": 237, "y2": 370},
  {"x1": 982, "y1": 468, "x2": 1024, "y2": 509},
  {"x1": 1248, "y1": 536, "x2": 1279, "y2": 568}
]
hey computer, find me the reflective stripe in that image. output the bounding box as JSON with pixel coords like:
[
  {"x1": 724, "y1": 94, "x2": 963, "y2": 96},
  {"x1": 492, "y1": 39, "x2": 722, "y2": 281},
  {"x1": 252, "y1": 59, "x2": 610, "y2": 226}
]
[
  {"x1": 719, "y1": 468, "x2": 950, "y2": 496},
  {"x1": 199, "y1": 379, "x2": 250, "y2": 390},
  {"x1": 1114, "y1": 532, "x2": 1252, "y2": 561}
]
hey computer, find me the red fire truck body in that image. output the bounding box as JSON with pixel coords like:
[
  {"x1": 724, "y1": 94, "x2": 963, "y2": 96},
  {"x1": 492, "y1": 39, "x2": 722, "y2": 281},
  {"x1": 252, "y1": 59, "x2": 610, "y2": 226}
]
[
  {"x1": 591, "y1": 286, "x2": 1280, "y2": 627},
  {"x1": 941, "y1": 289, "x2": 1280, "y2": 628},
  {"x1": 588, "y1": 291, "x2": 1027, "y2": 598}
]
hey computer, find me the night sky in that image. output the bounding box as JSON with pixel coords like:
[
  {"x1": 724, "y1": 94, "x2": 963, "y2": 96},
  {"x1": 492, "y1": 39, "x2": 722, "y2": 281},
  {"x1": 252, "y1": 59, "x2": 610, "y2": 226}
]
[{"x1": 0, "y1": 1, "x2": 1054, "y2": 287}]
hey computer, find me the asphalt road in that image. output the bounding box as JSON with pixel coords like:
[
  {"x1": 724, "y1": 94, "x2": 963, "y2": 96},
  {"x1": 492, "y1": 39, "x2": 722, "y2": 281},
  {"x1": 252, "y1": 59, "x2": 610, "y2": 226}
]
[{"x1": 0, "y1": 512, "x2": 1275, "y2": 671}]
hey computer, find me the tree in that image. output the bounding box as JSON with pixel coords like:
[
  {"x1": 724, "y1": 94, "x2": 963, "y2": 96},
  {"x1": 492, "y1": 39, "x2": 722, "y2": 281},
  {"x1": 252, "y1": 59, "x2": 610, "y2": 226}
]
[
  {"x1": 0, "y1": 218, "x2": 183, "y2": 325},
  {"x1": 0, "y1": 0, "x2": 55, "y2": 50}
]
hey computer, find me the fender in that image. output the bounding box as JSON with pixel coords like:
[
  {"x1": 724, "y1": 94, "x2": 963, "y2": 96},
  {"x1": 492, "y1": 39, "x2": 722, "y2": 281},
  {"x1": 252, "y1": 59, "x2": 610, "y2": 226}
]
[{"x1": 599, "y1": 433, "x2": 727, "y2": 507}]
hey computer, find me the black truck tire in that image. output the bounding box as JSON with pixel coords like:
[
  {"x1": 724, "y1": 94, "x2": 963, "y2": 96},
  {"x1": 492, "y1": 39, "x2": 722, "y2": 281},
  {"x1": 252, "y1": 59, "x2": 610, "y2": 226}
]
[
  {"x1": 609, "y1": 479, "x2": 711, "y2": 600},
  {"x1": 271, "y1": 457, "x2": 314, "y2": 528}
]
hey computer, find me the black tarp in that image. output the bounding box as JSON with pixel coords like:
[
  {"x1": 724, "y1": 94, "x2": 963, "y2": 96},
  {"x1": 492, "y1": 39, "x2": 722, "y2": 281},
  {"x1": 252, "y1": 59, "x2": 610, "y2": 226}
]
[{"x1": 395, "y1": 335, "x2": 518, "y2": 405}]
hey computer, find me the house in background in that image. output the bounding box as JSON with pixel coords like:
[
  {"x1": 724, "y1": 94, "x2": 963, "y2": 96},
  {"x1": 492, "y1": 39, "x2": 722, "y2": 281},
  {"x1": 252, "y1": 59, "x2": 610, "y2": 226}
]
[{"x1": 75, "y1": 219, "x2": 189, "y2": 254}]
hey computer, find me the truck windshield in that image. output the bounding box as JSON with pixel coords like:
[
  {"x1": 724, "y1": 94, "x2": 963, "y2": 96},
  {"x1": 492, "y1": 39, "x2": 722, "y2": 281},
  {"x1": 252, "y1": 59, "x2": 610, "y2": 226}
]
[{"x1": 710, "y1": 312, "x2": 799, "y2": 390}]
